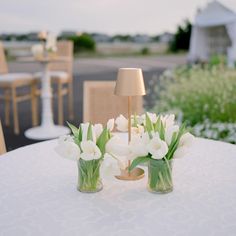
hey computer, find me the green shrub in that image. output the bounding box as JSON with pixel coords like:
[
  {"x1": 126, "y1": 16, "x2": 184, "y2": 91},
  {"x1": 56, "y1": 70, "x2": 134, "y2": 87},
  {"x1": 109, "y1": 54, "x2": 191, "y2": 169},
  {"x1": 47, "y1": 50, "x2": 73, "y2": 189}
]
[
  {"x1": 169, "y1": 19, "x2": 192, "y2": 52},
  {"x1": 140, "y1": 47, "x2": 150, "y2": 55},
  {"x1": 68, "y1": 34, "x2": 96, "y2": 53},
  {"x1": 209, "y1": 54, "x2": 226, "y2": 67},
  {"x1": 111, "y1": 34, "x2": 132, "y2": 42}
]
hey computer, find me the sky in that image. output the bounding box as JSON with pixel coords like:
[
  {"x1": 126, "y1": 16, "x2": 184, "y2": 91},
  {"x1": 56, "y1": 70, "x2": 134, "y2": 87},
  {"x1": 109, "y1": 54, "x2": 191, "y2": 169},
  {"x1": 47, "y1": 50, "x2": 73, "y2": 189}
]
[{"x1": 0, "y1": 0, "x2": 236, "y2": 35}]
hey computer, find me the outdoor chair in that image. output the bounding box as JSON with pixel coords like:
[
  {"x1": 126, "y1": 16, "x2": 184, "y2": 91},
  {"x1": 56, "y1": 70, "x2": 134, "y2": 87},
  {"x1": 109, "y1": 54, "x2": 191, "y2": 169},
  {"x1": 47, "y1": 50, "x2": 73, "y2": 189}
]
[
  {"x1": 0, "y1": 42, "x2": 38, "y2": 135},
  {"x1": 0, "y1": 120, "x2": 6, "y2": 155},
  {"x1": 34, "y1": 40, "x2": 74, "y2": 125},
  {"x1": 83, "y1": 81, "x2": 143, "y2": 126}
]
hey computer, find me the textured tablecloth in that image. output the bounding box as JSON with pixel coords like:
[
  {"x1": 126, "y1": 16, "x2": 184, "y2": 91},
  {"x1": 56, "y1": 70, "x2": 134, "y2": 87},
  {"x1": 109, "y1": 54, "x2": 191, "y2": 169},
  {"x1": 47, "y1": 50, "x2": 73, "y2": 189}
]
[{"x1": 0, "y1": 138, "x2": 236, "y2": 236}]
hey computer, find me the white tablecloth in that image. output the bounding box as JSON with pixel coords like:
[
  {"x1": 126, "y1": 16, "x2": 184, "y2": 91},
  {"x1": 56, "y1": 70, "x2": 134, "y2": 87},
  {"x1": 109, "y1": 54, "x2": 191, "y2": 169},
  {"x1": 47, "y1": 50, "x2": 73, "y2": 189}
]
[{"x1": 0, "y1": 138, "x2": 236, "y2": 236}]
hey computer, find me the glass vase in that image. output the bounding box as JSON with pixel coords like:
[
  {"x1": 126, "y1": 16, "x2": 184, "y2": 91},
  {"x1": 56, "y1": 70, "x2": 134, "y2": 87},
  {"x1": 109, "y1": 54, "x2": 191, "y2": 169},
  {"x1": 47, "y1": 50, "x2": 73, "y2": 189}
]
[
  {"x1": 147, "y1": 159, "x2": 173, "y2": 194},
  {"x1": 77, "y1": 158, "x2": 103, "y2": 193}
]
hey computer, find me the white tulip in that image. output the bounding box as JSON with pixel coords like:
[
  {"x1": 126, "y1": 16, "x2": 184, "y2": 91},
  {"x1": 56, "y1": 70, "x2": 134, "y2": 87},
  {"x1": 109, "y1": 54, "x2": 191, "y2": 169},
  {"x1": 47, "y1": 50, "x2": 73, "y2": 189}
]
[
  {"x1": 131, "y1": 114, "x2": 144, "y2": 125},
  {"x1": 179, "y1": 132, "x2": 194, "y2": 147},
  {"x1": 129, "y1": 135, "x2": 149, "y2": 158},
  {"x1": 91, "y1": 126, "x2": 97, "y2": 143},
  {"x1": 135, "y1": 115, "x2": 145, "y2": 125},
  {"x1": 93, "y1": 123, "x2": 103, "y2": 139},
  {"x1": 81, "y1": 123, "x2": 89, "y2": 141},
  {"x1": 80, "y1": 141, "x2": 102, "y2": 160},
  {"x1": 173, "y1": 146, "x2": 187, "y2": 159},
  {"x1": 165, "y1": 125, "x2": 179, "y2": 145},
  {"x1": 131, "y1": 125, "x2": 144, "y2": 136},
  {"x1": 106, "y1": 136, "x2": 130, "y2": 156},
  {"x1": 100, "y1": 153, "x2": 120, "y2": 178},
  {"x1": 115, "y1": 115, "x2": 128, "y2": 132},
  {"x1": 141, "y1": 112, "x2": 157, "y2": 124},
  {"x1": 107, "y1": 118, "x2": 114, "y2": 131},
  {"x1": 147, "y1": 112, "x2": 158, "y2": 123},
  {"x1": 160, "y1": 114, "x2": 175, "y2": 127},
  {"x1": 105, "y1": 137, "x2": 129, "y2": 169},
  {"x1": 150, "y1": 131, "x2": 160, "y2": 139},
  {"x1": 55, "y1": 137, "x2": 80, "y2": 161},
  {"x1": 141, "y1": 132, "x2": 151, "y2": 144},
  {"x1": 81, "y1": 123, "x2": 96, "y2": 142},
  {"x1": 129, "y1": 132, "x2": 151, "y2": 160},
  {"x1": 147, "y1": 137, "x2": 168, "y2": 160},
  {"x1": 173, "y1": 132, "x2": 194, "y2": 159},
  {"x1": 58, "y1": 135, "x2": 74, "y2": 145}
]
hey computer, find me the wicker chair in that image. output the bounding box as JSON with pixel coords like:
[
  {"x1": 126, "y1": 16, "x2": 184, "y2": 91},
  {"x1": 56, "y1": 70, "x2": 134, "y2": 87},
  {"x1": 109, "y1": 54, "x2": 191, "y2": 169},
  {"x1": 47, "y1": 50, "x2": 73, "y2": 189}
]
[
  {"x1": 0, "y1": 120, "x2": 6, "y2": 155},
  {"x1": 83, "y1": 81, "x2": 143, "y2": 125},
  {"x1": 34, "y1": 40, "x2": 74, "y2": 125},
  {"x1": 0, "y1": 42, "x2": 38, "y2": 134}
]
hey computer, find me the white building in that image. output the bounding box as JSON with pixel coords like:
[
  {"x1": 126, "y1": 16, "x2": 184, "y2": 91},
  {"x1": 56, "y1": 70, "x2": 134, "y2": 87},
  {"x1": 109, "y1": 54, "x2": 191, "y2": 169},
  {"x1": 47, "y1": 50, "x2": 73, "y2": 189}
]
[{"x1": 188, "y1": 1, "x2": 236, "y2": 67}]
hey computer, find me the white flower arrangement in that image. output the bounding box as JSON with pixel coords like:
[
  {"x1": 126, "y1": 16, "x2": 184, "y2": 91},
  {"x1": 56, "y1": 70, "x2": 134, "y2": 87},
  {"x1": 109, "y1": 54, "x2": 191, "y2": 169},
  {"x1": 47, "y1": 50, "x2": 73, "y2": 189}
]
[
  {"x1": 119, "y1": 112, "x2": 194, "y2": 193},
  {"x1": 45, "y1": 33, "x2": 57, "y2": 53},
  {"x1": 55, "y1": 119, "x2": 120, "y2": 178},
  {"x1": 31, "y1": 33, "x2": 57, "y2": 59},
  {"x1": 114, "y1": 112, "x2": 194, "y2": 168},
  {"x1": 55, "y1": 113, "x2": 194, "y2": 193}
]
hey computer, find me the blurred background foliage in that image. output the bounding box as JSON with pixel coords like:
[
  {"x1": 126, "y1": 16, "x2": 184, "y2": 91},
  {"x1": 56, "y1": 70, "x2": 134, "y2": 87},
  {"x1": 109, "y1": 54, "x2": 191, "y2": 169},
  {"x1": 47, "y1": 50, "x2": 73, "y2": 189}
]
[
  {"x1": 151, "y1": 65, "x2": 236, "y2": 143},
  {"x1": 169, "y1": 20, "x2": 192, "y2": 52},
  {"x1": 59, "y1": 33, "x2": 96, "y2": 54}
]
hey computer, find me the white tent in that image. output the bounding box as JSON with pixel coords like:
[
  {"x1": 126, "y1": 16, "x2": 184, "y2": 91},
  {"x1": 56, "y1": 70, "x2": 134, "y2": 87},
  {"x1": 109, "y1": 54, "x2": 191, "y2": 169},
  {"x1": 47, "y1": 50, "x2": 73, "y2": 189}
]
[{"x1": 189, "y1": 1, "x2": 236, "y2": 67}]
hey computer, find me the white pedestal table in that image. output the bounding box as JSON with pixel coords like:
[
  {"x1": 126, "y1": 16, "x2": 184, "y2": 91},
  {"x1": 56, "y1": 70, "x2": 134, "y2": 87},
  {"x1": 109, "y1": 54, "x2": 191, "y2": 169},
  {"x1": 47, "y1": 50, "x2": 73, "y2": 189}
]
[{"x1": 18, "y1": 57, "x2": 70, "y2": 140}]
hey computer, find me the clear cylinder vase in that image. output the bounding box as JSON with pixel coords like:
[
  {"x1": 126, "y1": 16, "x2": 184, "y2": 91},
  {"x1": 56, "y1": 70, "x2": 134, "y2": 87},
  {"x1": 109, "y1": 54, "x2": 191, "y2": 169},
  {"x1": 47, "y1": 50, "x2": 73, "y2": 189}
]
[
  {"x1": 147, "y1": 159, "x2": 173, "y2": 194},
  {"x1": 77, "y1": 158, "x2": 103, "y2": 193}
]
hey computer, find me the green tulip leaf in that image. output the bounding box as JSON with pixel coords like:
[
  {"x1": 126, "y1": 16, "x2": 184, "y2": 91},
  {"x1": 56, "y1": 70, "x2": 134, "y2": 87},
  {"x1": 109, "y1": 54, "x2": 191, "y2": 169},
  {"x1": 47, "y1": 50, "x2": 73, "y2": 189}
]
[
  {"x1": 96, "y1": 128, "x2": 109, "y2": 155},
  {"x1": 145, "y1": 113, "x2": 154, "y2": 133},
  {"x1": 87, "y1": 123, "x2": 93, "y2": 141},
  {"x1": 129, "y1": 156, "x2": 150, "y2": 171}
]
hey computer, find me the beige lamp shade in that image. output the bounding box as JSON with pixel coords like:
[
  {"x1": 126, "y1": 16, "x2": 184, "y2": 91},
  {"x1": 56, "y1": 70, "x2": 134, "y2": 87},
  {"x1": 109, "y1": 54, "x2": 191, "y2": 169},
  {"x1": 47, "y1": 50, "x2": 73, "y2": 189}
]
[{"x1": 114, "y1": 68, "x2": 146, "y2": 96}]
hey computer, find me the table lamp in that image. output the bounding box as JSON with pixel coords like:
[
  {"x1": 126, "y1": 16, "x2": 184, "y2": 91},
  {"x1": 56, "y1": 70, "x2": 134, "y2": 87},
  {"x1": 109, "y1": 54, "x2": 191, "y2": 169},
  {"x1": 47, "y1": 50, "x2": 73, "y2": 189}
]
[{"x1": 114, "y1": 68, "x2": 146, "y2": 180}]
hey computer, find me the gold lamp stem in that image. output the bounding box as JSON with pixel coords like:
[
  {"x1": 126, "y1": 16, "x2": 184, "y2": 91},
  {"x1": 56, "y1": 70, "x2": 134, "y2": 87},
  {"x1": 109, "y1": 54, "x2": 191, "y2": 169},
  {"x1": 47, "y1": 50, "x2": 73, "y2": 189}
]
[
  {"x1": 128, "y1": 96, "x2": 132, "y2": 143},
  {"x1": 115, "y1": 95, "x2": 144, "y2": 181},
  {"x1": 128, "y1": 96, "x2": 132, "y2": 173}
]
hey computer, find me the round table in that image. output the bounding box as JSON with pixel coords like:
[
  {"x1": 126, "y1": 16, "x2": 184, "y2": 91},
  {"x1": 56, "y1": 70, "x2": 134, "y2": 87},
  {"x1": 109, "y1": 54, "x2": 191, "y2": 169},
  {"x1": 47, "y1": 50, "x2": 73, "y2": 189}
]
[
  {"x1": 18, "y1": 57, "x2": 70, "y2": 140},
  {"x1": 0, "y1": 138, "x2": 236, "y2": 236}
]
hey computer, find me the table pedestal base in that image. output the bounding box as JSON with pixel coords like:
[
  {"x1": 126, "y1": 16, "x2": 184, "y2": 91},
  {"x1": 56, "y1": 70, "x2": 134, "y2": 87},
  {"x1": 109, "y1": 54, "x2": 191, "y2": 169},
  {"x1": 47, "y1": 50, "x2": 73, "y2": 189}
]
[
  {"x1": 25, "y1": 125, "x2": 70, "y2": 140},
  {"x1": 115, "y1": 167, "x2": 145, "y2": 181}
]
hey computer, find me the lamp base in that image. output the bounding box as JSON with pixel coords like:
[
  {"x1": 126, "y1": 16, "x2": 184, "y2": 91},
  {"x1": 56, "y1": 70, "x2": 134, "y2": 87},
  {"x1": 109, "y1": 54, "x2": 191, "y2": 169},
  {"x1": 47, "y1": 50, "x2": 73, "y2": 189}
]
[{"x1": 115, "y1": 167, "x2": 145, "y2": 181}]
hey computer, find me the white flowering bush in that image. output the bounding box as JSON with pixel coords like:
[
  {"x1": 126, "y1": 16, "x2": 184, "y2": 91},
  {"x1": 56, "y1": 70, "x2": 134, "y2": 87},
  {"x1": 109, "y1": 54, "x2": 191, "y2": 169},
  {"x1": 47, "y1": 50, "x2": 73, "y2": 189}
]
[
  {"x1": 192, "y1": 121, "x2": 236, "y2": 144},
  {"x1": 152, "y1": 65, "x2": 236, "y2": 143}
]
